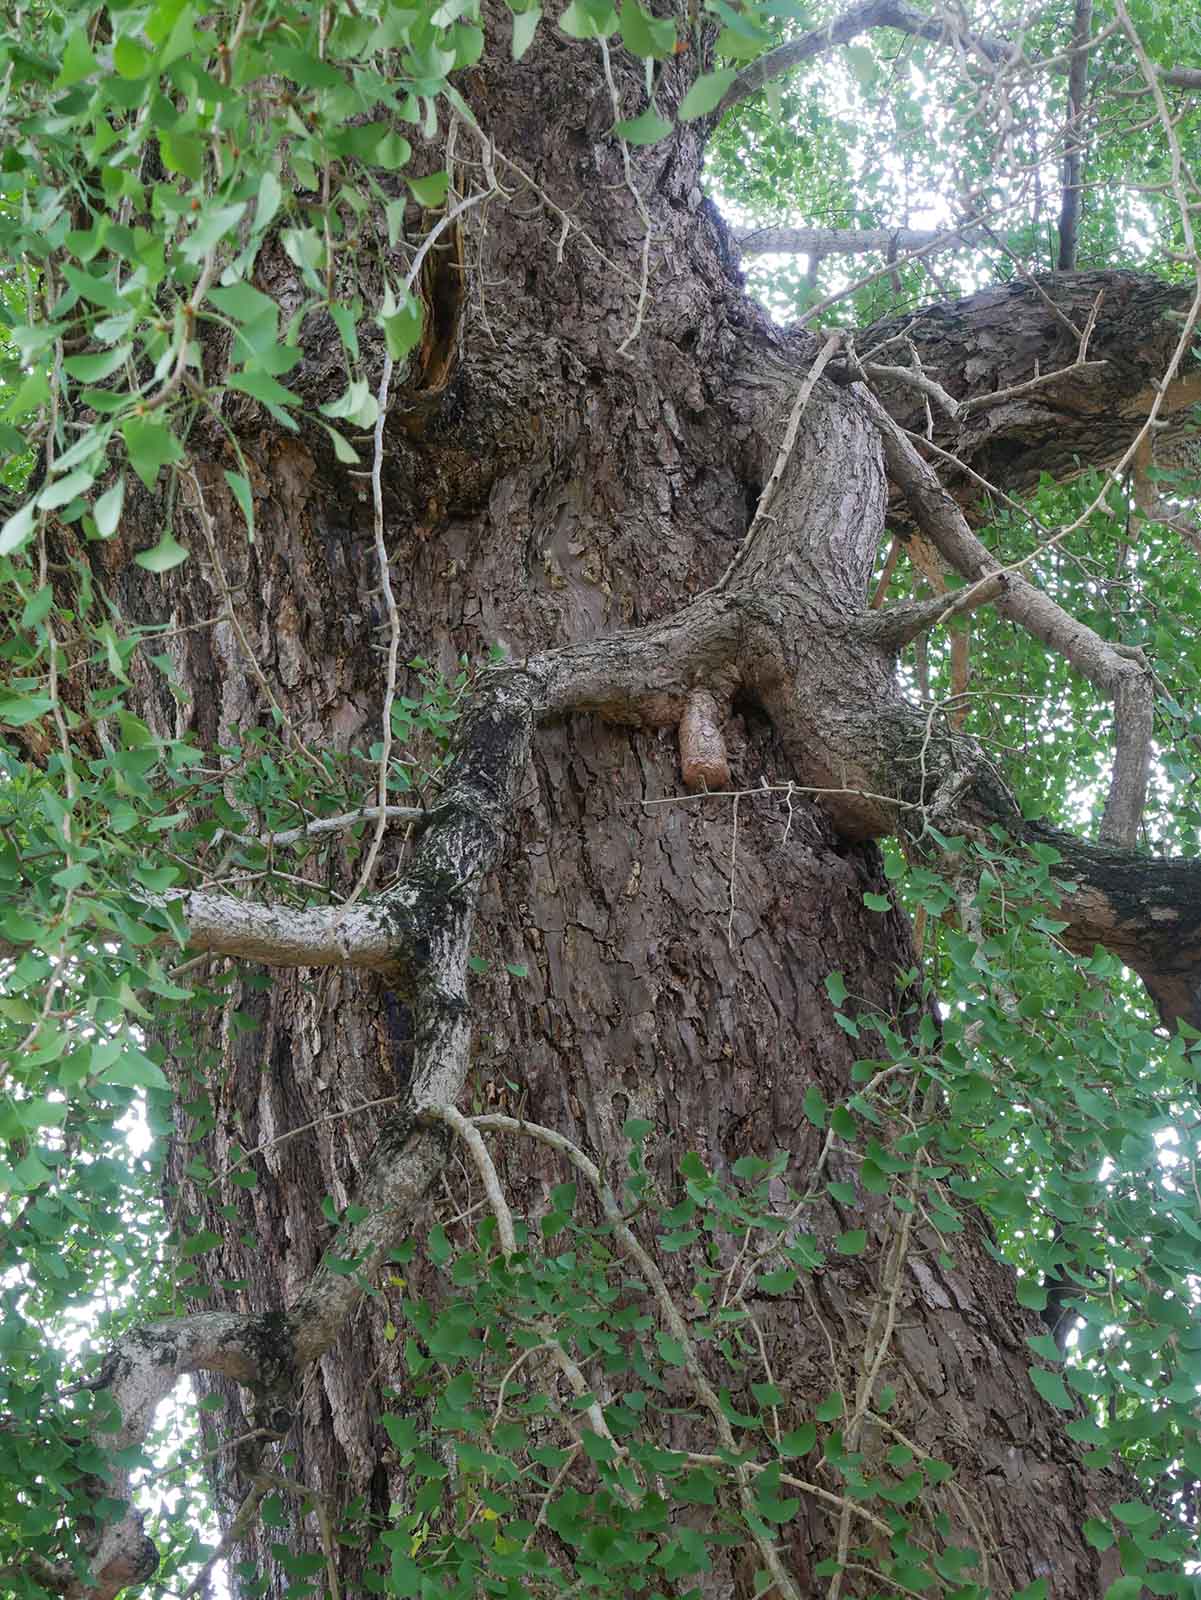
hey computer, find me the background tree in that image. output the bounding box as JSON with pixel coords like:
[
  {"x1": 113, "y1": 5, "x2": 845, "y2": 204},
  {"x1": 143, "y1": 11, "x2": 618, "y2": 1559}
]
[{"x1": 3, "y1": 2, "x2": 1201, "y2": 1599}]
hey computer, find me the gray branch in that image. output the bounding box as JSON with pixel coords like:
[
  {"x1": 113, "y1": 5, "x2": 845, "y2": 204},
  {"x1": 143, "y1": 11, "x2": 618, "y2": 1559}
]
[
  {"x1": 718, "y1": 0, "x2": 1013, "y2": 119},
  {"x1": 862, "y1": 385, "x2": 1153, "y2": 846},
  {"x1": 1160, "y1": 65, "x2": 1201, "y2": 89},
  {"x1": 19, "y1": 1314, "x2": 274, "y2": 1600},
  {"x1": 736, "y1": 224, "x2": 969, "y2": 260}
]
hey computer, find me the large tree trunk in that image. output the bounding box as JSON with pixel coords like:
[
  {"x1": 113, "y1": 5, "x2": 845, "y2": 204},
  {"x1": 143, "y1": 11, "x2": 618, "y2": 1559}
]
[{"x1": 76, "y1": 25, "x2": 1193, "y2": 1600}]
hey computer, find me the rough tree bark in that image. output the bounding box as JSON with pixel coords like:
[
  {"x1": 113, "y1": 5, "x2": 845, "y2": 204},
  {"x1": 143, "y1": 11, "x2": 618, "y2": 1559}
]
[{"x1": 45, "y1": 17, "x2": 1201, "y2": 1600}]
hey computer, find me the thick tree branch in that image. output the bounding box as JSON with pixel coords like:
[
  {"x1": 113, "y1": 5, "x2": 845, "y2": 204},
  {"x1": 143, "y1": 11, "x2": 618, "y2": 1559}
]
[
  {"x1": 862, "y1": 384, "x2": 1154, "y2": 845},
  {"x1": 1161, "y1": 65, "x2": 1201, "y2": 89},
  {"x1": 861, "y1": 571, "x2": 1007, "y2": 647},
  {"x1": 155, "y1": 891, "x2": 412, "y2": 974},
  {"x1": 717, "y1": 0, "x2": 1012, "y2": 119},
  {"x1": 989, "y1": 810, "x2": 1201, "y2": 1035},
  {"x1": 287, "y1": 670, "x2": 538, "y2": 1361},
  {"x1": 19, "y1": 1314, "x2": 275, "y2": 1600},
  {"x1": 856, "y1": 270, "x2": 1200, "y2": 508}
]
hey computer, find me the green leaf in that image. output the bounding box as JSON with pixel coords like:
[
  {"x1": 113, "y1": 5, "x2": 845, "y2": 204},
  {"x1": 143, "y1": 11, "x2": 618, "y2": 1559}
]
[
  {"x1": 409, "y1": 171, "x2": 451, "y2": 206},
  {"x1": 1111, "y1": 1501, "x2": 1158, "y2": 1526},
  {"x1": 779, "y1": 1422, "x2": 816, "y2": 1456},
  {"x1": 815, "y1": 1391, "x2": 843, "y2": 1422},
  {"x1": 134, "y1": 529, "x2": 190, "y2": 572},
  {"x1": 56, "y1": 27, "x2": 98, "y2": 85},
  {"x1": 37, "y1": 466, "x2": 96, "y2": 511},
  {"x1": 677, "y1": 67, "x2": 735, "y2": 120},
  {"x1": 1028, "y1": 1367, "x2": 1073, "y2": 1410},
  {"x1": 1025, "y1": 1332, "x2": 1062, "y2": 1362},
  {"x1": 863, "y1": 892, "x2": 891, "y2": 912},
  {"x1": 224, "y1": 470, "x2": 255, "y2": 538},
  {"x1": 114, "y1": 34, "x2": 152, "y2": 78},
  {"x1": 0, "y1": 693, "x2": 55, "y2": 727},
  {"x1": 581, "y1": 1428, "x2": 616, "y2": 1462},
  {"x1": 8, "y1": 1149, "x2": 54, "y2": 1193},
  {"x1": 1103, "y1": 1582, "x2": 1144, "y2": 1600},
  {"x1": 558, "y1": 0, "x2": 618, "y2": 38},
  {"x1": 511, "y1": 3, "x2": 542, "y2": 56},
  {"x1": 758, "y1": 1266, "x2": 798, "y2": 1292},
  {"x1": 63, "y1": 344, "x2": 132, "y2": 382},
  {"x1": 619, "y1": 0, "x2": 676, "y2": 58},
  {"x1": 180, "y1": 1229, "x2": 224, "y2": 1258},
  {"x1": 320, "y1": 378, "x2": 379, "y2": 427},
  {"x1": 321, "y1": 424, "x2": 360, "y2": 464},
  {"x1": 655, "y1": 1331, "x2": 687, "y2": 1365},
  {"x1": 824, "y1": 971, "x2": 847, "y2": 1006},
  {"x1": 1016, "y1": 1278, "x2": 1048, "y2": 1311},
  {"x1": 94, "y1": 477, "x2": 126, "y2": 538},
  {"x1": 209, "y1": 281, "x2": 280, "y2": 326},
  {"x1": 123, "y1": 419, "x2": 185, "y2": 490},
  {"x1": 381, "y1": 1414, "x2": 419, "y2": 1451},
  {"x1": 380, "y1": 290, "x2": 425, "y2": 361},
  {"x1": 100, "y1": 1050, "x2": 170, "y2": 1090},
  {"x1": 860, "y1": 1159, "x2": 889, "y2": 1194},
  {"x1": 227, "y1": 369, "x2": 301, "y2": 427},
  {"x1": 1083, "y1": 1518, "x2": 1115, "y2": 1550},
  {"x1": 835, "y1": 1229, "x2": 867, "y2": 1256},
  {"x1": 615, "y1": 106, "x2": 674, "y2": 144},
  {"x1": 0, "y1": 500, "x2": 35, "y2": 557},
  {"x1": 21, "y1": 585, "x2": 54, "y2": 628},
  {"x1": 257, "y1": 171, "x2": 284, "y2": 233}
]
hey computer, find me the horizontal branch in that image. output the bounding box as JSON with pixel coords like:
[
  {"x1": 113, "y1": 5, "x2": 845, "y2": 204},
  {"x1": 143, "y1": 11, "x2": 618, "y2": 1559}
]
[
  {"x1": 999, "y1": 814, "x2": 1201, "y2": 1035},
  {"x1": 1160, "y1": 65, "x2": 1201, "y2": 89},
  {"x1": 534, "y1": 591, "x2": 745, "y2": 716},
  {"x1": 207, "y1": 803, "x2": 424, "y2": 852},
  {"x1": 736, "y1": 225, "x2": 965, "y2": 260},
  {"x1": 860, "y1": 571, "x2": 1008, "y2": 647},
  {"x1": 855, "y1": 270, "x2": 1200, "y2": 505},
  {"x1": 718, "y1": 0, "x2": 1012, "y2": 119},
  {"x1": 159, "y1": 890, "x2": 410, "y2": 972}
]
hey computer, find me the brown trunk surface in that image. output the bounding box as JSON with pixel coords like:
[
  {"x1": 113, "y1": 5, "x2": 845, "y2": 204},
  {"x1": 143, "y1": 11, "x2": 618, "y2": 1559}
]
[{"x1": 83, "y1": 24, "x2": 1174, "y2": 1599}]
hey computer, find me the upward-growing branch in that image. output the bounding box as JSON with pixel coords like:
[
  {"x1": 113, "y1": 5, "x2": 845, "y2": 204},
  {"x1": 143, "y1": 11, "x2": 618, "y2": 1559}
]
[
  {"x1": 716, "y1": 0, "x2": 1012, "y2": 119},
  {"x1": 1057, "y1": 0, "x2": 1093, "y2": 270}
]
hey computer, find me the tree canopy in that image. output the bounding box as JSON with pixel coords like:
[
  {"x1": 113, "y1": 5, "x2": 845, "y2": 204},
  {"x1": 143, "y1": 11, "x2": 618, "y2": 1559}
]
[{"x1": 3, "y1": 0, "x2": 1201, "y2": 1597}]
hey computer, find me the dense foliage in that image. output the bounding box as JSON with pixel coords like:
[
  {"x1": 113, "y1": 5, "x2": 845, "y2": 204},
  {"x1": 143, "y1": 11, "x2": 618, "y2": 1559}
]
[{"x1": 2, "y1": 0, "x2": 1201, "y2": 1596}]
